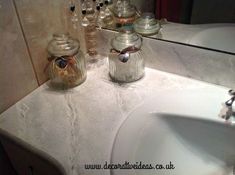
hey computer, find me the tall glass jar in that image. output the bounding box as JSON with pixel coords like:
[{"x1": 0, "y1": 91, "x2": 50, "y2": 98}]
[
  {"x1": 108, "y1": 30, "x2": 145, "y2": 82},
  {"x1": 83, "y1": 0, "x2": 98, "y2": 56},
  {"x1": 46, "y1": 34, "x2": 86, "y2": 89}
]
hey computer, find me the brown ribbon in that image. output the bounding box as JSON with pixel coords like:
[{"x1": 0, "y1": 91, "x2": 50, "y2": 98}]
[
  {"x1": 44, "y1": 56, "x2": 77, "y2": 73},
  {"x1": 110, "y1": 46, "x2": 140, "y2": 55}
]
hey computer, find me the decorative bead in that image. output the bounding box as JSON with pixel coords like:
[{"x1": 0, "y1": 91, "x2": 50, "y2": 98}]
[
  {"x1": 70, "y1": 5, "x2": 75, "y2": 12},
  {"x1": 96, "y1": 6, "x2": 100, "y2": 11}
]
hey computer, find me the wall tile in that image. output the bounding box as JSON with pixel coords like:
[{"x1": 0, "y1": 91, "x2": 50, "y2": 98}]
[
  {"x1": 13, "y1": 0, "x2": 67, "y2": 85},
  {"x1": 0, "y1": 0, "x2": 38, "y2": 113},
  {"x1": 13, "y1": 0, "x2": 85, "y2": 85}
]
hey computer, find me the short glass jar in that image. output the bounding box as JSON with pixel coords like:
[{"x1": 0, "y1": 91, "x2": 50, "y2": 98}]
[
  {"x1": 46, "y1": 34, "x2": 86, "y2": 89},
  {"x1": 134, "y1": 13, "x2": 160, "y2": 36},
  {"x1": 108, "y1": 30, "x2": 145, "y2": 82}
]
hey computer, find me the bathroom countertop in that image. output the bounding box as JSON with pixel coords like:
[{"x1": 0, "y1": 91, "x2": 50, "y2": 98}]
[{"x1": 0, "y1": 58, "x2": 229, "y2": 175}]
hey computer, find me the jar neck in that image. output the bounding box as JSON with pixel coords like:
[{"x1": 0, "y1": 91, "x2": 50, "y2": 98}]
[
  {"x1": 48, "y1": 34, "x2": 80, "y2": 57},
  {"x1": 53, "y1": 34, "x2": 69, "y2": 41}
]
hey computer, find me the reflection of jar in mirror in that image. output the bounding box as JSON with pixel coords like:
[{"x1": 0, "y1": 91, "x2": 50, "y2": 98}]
[
  {"x1": 102, "y1": 0, "x2": 115, "y2": 28},
  {"x1": 134, "y1": 13, "x2": 161, "y2": 36},
  {"x1": 108, "y1": 29, "x2": 145, "y2": 82},
  {"x1": 83, "y1": 0, "x2": 98, "y2": 56},
  {"x1": 112, "y1": 0, "x2": 136, "y2": 26},
  {"x1": 46, "y1": 34, "x2": 87, "y2": 89}
]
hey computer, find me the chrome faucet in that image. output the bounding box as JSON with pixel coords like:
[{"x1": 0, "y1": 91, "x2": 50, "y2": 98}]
[{"x1": 219, "y1": 89, "x2": 235, "y2": 120}]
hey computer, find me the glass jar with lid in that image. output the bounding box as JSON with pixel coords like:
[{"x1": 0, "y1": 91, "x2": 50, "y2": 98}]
[
  {"x1": 134, "y1": 13, "x2": 160, "y2": 36},
  {"x1": 108, "y1": 29, "x2": 145, "y2": 82},
  {"x1": 46, "y1": 34, "x2": 86, "y2": 89},
  {"x1": 112, "y1": 0, "x2": 136, "y2": 25}
]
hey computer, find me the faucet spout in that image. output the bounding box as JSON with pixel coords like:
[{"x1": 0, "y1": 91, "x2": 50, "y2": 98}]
[{"x1": 219, "y1": 89, "x2": 235, "y2": 121}]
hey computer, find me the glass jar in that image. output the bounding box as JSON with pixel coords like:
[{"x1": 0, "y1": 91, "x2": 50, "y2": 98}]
[
  {"x1": 47, "y1": 34, "x2": 86, "y2": 88},
  {"x1": 134, "y1": 13, "x2": 160, "y2": 36},
  {"x1": 83, "y1": 0, "x2": 98, "y2": 56},
  {"x1": 112, "y1": 0, "x2": 136, "y2": 25},
  {"x1": 102, "y1": 1, "x2": 115, "y2": 28},
  {"x1": 108, "y1": 29, "x2": 145, "y2": 82}
]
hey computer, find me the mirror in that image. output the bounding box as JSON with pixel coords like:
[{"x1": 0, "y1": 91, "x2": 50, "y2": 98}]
[{"x1": 97, "y1": 0, "x2": 235, "y2": 54}]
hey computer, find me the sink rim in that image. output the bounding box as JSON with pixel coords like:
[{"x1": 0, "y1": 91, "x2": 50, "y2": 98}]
[{"x1": 110, "y1": 89, "x2": 230, "y2": 175}]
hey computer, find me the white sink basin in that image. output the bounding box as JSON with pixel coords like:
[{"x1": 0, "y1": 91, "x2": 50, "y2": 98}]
[
  {"x1": 189, "y1": 25, "x2": 235, "y2": 53},
  {"x1": 111, "y1": 89, "x2": 235, "y2": 175}
]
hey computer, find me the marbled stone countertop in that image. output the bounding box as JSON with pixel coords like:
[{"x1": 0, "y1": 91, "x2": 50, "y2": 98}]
[{"x1": 0, "y1": 58, "x2": 228, "y2": 175}]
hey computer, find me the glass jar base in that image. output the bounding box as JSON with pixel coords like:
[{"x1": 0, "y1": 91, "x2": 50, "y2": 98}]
[
  {"x1": 109, "y1": 72, "x2": 145, "y2": 83},
  {"x1": 49, "y1": 76, "x2": 87, "y2": 90}
]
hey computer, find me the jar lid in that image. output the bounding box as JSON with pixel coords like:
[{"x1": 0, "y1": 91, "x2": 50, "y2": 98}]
[
  {"x1": 112, "y1": 0, "x2": 136, "y2": 18},
  {"x1": 111, "y1": 30, "x2": 142, "y2": 51},
  {"x1": 47, "y1": 34, "x2": 80, "y2": 57},
  {"x1": 134, "y1": 13, "x2": 159, "y2": 36}
]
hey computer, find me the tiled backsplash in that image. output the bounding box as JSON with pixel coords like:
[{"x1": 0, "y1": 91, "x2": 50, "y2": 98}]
[
  {"x1": 0, "y1": 0, "x2": 84, "y2": 113},
  {"x1": 14, "y1": 0, "x2": 86, "y2": 84},
  {"x1": 0, "y1": 0, "x2": 38, "y2": 113}
]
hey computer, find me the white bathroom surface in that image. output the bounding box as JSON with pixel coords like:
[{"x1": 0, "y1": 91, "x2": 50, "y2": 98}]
[
  {"x1": 111, "y1": 90, "x2": 234, "y2": 175},
  {"x1": 0, "y1": 58, "x2": 229, "y2": 175}
]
